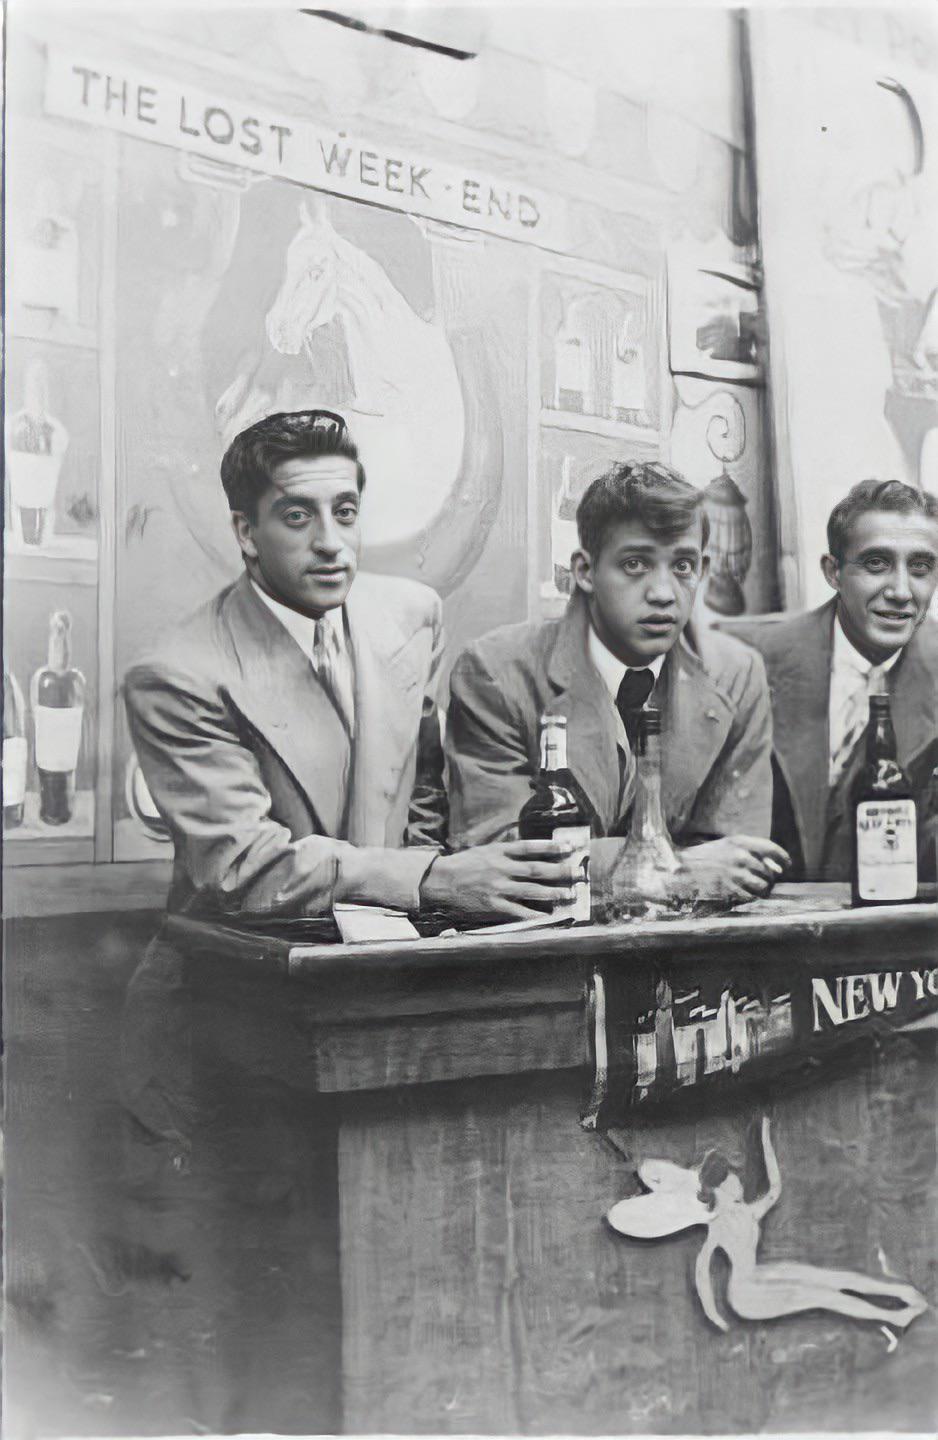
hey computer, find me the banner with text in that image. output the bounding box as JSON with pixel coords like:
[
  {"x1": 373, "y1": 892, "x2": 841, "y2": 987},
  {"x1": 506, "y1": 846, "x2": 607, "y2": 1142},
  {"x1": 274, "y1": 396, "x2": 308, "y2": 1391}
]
[
  {"x1": 583, "y1": 952, "x2": 938, "y2": 1126},
  {"x1": 43, "y1": 49, "x2": 560, "y2": 250}
]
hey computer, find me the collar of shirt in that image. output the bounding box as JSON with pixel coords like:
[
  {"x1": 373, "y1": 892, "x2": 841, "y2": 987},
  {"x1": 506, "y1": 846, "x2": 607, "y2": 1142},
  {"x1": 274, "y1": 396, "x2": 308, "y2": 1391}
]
[
  {"x1": 587, "y1": 624, "x2": 666, "y2": 702},
  {"x1": 250, "y1": 580, "x2": 346, "y2": 666},
  {"x1": 831, "y1": 614, "x2": 901, "y2": 685}
]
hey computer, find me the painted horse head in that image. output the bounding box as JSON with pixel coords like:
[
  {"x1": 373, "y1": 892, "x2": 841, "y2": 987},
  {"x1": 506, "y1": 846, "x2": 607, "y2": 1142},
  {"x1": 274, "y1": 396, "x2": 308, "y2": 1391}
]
[{"x1": 266, "y1": 201, "x2": 342, "y2": 354}]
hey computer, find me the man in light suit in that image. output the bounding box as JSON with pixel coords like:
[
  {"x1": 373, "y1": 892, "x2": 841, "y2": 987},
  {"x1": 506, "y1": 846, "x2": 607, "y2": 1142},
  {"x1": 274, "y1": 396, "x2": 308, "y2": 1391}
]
[
  {"x1": 446, "y1": 461, "x2": 789, "y2": 905},
  {"x1": 125, "y1": 409, "x2": 579, "y2": 924},
  {"x1": 728, "y1": 479, "x2": 938, "y2": 881},
  {"x1": 118, "y1": 411, "x2": 579, "y2": 1431}
]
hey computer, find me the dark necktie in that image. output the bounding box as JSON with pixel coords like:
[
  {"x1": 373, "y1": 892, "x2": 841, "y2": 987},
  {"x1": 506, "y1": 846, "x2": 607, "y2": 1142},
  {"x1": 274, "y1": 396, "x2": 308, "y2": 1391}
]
[{"x1": 616, "y1": 667, "x2": 655, "y2": 749}]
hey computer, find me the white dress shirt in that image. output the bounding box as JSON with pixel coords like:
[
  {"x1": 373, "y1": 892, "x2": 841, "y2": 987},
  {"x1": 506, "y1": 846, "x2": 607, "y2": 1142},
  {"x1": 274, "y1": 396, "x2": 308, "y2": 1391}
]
[
  {"x1": 587, "y1": 626, "x2": 665, "y2": 759},
  {"x1": 587, "y1": 626, "x2": 665, "y2": 704},
  {"x1": 250, "y1": 581, "x2": 355, "y2": 732},
  {"x1": 828, "y1": 617, "x2": 899, "y2": 782}
]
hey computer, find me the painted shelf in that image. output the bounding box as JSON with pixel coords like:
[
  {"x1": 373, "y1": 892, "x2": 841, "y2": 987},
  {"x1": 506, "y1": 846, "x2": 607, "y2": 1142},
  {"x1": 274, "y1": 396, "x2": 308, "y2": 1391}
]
[
  {"x1": 4, "y1": 789, "x2": 95, "y2": 867},
  {"x1": 4, "y1": 532, "x2": 98, "y2": 586},
  {"x1": 4, "y1": 859, "x2": 172, "y2": 917},
  {"x1": 540, "y1": 407, "x2": 659, "y2": 445},
  {"x1": 8, "y1": 307, "x2": 99, "y2": 350}
]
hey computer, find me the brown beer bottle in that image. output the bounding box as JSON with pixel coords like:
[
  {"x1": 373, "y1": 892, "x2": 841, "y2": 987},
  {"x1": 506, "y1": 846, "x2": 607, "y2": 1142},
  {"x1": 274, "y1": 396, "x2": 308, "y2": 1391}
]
[
  {"x1": 518, "y1": 713, "x2": 591, "y2": 922},
  {"x1": 850, "y1": 693, "x2": 917, "y2": 906}
]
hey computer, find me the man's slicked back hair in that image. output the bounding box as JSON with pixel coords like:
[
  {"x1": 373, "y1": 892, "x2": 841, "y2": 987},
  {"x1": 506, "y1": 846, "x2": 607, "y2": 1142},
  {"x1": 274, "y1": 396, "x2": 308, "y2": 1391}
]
[
  {"x1": 220, "y1": 410, "x2": 365, "y2": 518},
  {"x1": 576, "y1": 460, "x2": 709, "y2": 558},
  {"x1": 827, "y1": 478, "x2": 938, "y2": 562}
]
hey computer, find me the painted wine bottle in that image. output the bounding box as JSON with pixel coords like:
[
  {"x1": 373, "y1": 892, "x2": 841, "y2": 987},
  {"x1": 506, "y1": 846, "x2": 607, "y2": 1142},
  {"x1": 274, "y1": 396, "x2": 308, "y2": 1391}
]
[
  {"x1": 32, "y1": 610, "x2": 85, "y2": 826},
  {"x1": 850, "y1": 693, "x2": 917, "y2": 906},
  {"x1": 8, "y1": 359, "x2": 65, "y2": 548},
  {"x1": 518, "y1": 713, "x2": 591, "y2": 922},
  {"x1": 4, "y1": 667, "x2": 27, "y2": 828}
]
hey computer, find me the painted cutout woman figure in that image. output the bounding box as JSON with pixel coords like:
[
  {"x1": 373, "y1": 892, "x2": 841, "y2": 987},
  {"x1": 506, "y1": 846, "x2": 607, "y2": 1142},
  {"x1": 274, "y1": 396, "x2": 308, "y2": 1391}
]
[{"x1": 607, "y1": 1118, "x2": 928, "y2": 1333}]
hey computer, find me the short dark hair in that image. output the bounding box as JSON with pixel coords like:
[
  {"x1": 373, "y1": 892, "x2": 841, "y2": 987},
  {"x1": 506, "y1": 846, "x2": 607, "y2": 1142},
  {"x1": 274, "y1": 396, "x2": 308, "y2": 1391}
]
[
  {"x1": 220, "y1": 410, "x2": 365, "y2": 518},
  {"x1": 576, "y1": 460, "x2": 710, "y2": 559},
  {"x1": 827, "y1": 479, "x2": 938, "y2": 562}
]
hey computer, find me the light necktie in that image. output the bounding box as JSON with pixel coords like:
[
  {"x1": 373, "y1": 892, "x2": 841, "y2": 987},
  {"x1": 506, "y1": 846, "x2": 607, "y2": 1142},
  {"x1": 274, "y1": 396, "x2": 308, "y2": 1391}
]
[
  {"x1": 830, "y1": 666, "x2": 886, "y2": 783},
  {"x1": 313, "y1": 618, "x2": 351, "y2": 733},
  {"x1": 616, "y1": 668, "x2": 656, "y2": 750}
]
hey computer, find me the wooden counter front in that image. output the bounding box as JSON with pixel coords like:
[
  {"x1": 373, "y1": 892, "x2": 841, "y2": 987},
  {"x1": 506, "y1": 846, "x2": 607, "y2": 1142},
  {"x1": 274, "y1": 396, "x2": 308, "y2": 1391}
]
[
  {"x1": 165, "y1": 886, "x2": 938, "y2": 1434},
  {"x1": 170, "y1": 885, "x2": 938, "y2": 1094}
]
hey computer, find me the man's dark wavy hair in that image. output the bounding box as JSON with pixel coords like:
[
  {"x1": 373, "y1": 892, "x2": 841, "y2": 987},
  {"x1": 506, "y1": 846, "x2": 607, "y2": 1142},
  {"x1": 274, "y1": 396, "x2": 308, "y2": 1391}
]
[
  {"x1": 827, "y1": 479, "x2": 938, "y2": 562},
  {"x1": 576, "y1": 460, "x2": 710, "y2": 559},
  {"x1": 220, "y1": 410, "x2": 365, "y2": 519}
]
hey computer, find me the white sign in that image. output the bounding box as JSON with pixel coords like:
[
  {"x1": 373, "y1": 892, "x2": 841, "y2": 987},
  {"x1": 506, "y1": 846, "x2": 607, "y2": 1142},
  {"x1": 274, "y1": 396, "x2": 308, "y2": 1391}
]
[{"x1": 44, "y1": 50, "x2": 560, "y2": 250}]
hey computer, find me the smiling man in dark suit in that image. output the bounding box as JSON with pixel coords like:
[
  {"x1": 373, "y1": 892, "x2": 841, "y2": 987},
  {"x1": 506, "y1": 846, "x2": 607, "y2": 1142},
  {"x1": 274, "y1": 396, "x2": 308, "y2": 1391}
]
[
  {"x1": 446, "y1": 460, "x2": 788, "y2": 904},
  {"x1": 728, "y1": 479, "x2": 938, "y2": 881}
]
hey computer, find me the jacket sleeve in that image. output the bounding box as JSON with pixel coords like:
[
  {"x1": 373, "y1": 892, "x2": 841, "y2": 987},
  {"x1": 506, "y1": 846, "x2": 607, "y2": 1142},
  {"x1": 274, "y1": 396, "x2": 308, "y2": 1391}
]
[
  {"x1": 124, "y1": 662, "x2": 435, "y2": 917},
  {"x1": 682, "y1": 647, "x2": 774, "y2": 841},
  {"x1": 404, "y1": 592, "x2": 449, "y2": 849},
  {"x1": 445, "y1": 644, "x2": 536, "y2": 847}
]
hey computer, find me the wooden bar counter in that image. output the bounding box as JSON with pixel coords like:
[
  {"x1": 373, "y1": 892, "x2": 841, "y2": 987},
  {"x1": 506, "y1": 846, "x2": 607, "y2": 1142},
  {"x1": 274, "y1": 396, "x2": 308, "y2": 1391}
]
[{"x1": 170, "y1": 886, "x2": 938, "y2": 1434}]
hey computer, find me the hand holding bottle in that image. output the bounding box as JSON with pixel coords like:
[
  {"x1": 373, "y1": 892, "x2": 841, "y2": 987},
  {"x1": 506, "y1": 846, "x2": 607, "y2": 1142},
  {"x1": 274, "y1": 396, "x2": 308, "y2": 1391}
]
[{"x1": 420, "y1": 839, "x2": 583, "y2": 923}]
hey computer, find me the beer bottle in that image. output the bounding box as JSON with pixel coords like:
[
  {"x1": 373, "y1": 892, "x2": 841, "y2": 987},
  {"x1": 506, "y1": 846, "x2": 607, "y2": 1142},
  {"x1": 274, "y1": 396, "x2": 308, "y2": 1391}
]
[
  {"x1": 609, "y1": 708, "x2": 688, "y2": 918},
  {"x1": 519, "y1": 713, "x2": 591, "y2": 922},
  {"x1": 851, "y1": 693, "x2": 917, "y2": 906}
]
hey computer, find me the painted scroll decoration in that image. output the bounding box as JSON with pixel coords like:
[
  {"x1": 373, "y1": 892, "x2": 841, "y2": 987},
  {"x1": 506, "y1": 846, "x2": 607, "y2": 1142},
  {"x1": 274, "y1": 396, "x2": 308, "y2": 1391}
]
[
  {"x1": 701, "y1": 397, "x2": 752, "y2": 616},
  {"x1": 606, "y1": 1118, "x2": 928, "y2": 1336}
]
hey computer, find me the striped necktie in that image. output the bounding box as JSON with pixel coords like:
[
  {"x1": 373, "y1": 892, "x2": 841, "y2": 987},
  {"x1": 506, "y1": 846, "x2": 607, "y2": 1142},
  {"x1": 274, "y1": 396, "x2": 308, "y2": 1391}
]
[
  {"x1": 313, "y1": 618, "x2": 351, "y2": 733},
  {"x1": 829, "y1": 665, "x2": 886, "y2": 783}
]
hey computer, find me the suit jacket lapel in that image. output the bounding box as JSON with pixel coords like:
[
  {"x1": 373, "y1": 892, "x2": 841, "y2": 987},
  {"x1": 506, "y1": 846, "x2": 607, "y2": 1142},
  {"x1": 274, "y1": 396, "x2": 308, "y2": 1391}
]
[
  {"x1": 657, "y1": 630, "x2": 734, "y2": 826},
  {"x1": 344, "y1": 579, "x2": 425, "y2": 845},
  {"x1": 544, "y1": 598, "x2": 740, "y2": 836},
  {"x1": 223, "y1": 575, "x2": 350, "y2": 837},
  {"x1": 547, "y1": 594, "x2": 621, "y2": 834},
  {"x1": 769, "y1": 601, "x2": 834, "y2": 875},
  {"x1": 890, "y1": 620, "x2": 938, "y2": 770}
]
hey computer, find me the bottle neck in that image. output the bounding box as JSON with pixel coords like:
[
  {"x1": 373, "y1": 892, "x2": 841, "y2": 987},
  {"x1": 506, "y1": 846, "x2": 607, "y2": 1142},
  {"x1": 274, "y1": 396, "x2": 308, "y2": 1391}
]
[
  {"x1": 47, "y1": 618, "x2": 71, "y2": 673},
  {"x1": 865, "y1": 706, "x2": 897, "y2": 763},
  {"x1": 540, "y1": 721, "x2": 568, "y2": 774},
  {"x1": 632, "y1": 731, "x2": 667, "y2": 840}
]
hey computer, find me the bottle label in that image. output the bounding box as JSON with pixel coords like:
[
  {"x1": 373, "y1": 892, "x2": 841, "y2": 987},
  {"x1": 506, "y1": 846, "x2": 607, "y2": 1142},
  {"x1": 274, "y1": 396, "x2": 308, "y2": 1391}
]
[
  {"x1": 553, "y1": 823, "x2": 591, "y2": 922},
  {"x1": 856, "y1": 799, "x2": 917, "y2": 901},
  {"x1": 3, "y1": 737, "x2": 27, "y2": 806},
  {"x1": 541, "y1": 720, "x2": 568, "y2": 772},
  {"x1": 34, "y1": 705, "x2": 83, "y2": 772}
]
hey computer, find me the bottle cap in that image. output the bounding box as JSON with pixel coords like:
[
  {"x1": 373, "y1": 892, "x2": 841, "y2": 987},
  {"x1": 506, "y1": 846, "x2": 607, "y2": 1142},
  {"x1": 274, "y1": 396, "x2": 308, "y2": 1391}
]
[
  {"x1": 540, "y1": 713, "x2": 567, "y2": 727},
  {"x1": 869, "y1": 693, "x2": 891, "y2": 713}
]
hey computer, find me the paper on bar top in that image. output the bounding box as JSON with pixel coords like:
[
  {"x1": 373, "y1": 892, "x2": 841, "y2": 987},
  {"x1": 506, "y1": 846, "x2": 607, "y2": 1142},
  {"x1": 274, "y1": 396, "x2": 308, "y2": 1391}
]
[{"x1": 332, "y1": 903, "x2": 420, "y2": 943}]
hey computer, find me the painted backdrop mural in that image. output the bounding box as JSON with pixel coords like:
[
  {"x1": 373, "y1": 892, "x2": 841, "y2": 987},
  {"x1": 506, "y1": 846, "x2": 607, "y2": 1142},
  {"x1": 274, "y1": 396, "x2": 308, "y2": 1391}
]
[
  {"x1": 751, "y1": 11, "x2": 938, "y2": 608},
  {"x1": 113, "y1": 149, "x2": 509, "y2": 858}
]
